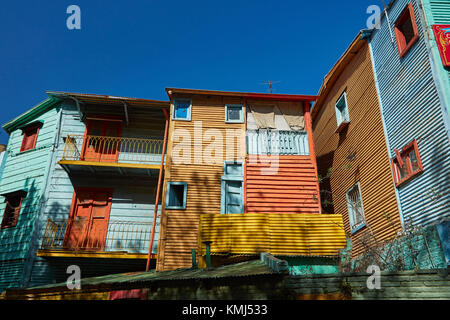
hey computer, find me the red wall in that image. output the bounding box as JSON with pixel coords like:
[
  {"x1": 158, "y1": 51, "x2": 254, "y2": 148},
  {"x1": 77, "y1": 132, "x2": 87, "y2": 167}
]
[{"x1": 245, "y1": 155, "x2": 321, "y2": 214}]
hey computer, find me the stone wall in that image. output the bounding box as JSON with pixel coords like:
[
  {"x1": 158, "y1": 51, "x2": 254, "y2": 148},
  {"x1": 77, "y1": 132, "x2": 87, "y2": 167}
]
[{"x1": 286, "y1": 268, "x2": 450, "y2": 300}]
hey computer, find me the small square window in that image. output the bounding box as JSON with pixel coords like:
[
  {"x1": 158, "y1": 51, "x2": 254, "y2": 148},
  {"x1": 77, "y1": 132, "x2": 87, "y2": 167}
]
[
  {"x1": 394, "y1": 3, "x2": 419, "y2": 58},
  {"x1": 346, "y1": 183, "x2": 365, "y2": 234},
  {"x1": 165, "y1": 182, "x2": 187, "y2": 210},
  {"x1": 391, "y1": 139, "x2": 423, "y2": 187},
  {"x1": 224, "y1": 161, "x2": 243, "y2": 176},
  {"x1": 172, "y1": 99, "x2": 192, "y2": 121},
  {"x1": 225, "y1": 105, "x2": 244, "y2": 123},
  {"x1": 20, "y1": 124, "x2": 40, "y2": 152},
  {"x1": 1, "y1": 191, "x2": 26, "y2": 229},
  {"x1": 335, "y1": 92, "x2": 350, "y2": 132}
]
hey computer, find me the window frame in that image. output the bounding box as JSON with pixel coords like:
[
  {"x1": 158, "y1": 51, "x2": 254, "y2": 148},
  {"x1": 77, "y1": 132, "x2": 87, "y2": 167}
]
[
  {"x1": 391, "y1": 139, "x2": 424, "y2": 187},
  {"x1": 346, "y1": 182, "x2": 366, "y2": 234},
  {"x1": 335, "y1": 92, "x2": 350, "y2": 133},
  {"x1": 20, "y1": 124, "x2": 41, "y2": 152},
  {"x1": 1, "y1": 191, "x2": 26, "y2": 229},
  {"x1": 172, "y1": 99, "x2": 192, "y2": 121},
  {"x1": 394, "y1": 2, "x2": 420, "y2": 58},
  {"x1": 221, "y1": 161, "x2": 244, "y2": 214},
  {"x1": 165, "y1": 182, "x2": 188, "y2": 210},
  {"x1": 225, "y1": 104, "x2": 244, "y2": 124}
]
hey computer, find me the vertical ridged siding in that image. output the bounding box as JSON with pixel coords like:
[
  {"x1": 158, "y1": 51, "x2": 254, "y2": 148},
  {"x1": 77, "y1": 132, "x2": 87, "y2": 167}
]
[
  {"x1": 157, "y1": 94, "x2": 246, "y2": 271},
  {"x1": 246, "y1": 155, "x2": 320, "y2": 214},
  {"x1": 370, "y1": 0, "x2": 450, "y2": 227},
  {"x1": 313, "y1": 41, "x2": 402, "y2": 257}
]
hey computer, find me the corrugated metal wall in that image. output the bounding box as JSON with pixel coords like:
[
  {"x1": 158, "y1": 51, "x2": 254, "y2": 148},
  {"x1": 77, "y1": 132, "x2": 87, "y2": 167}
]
[
  {"x1": 313, "y1": 41, "x2": 402, "y2": 257},
  {"x1": 157, "y1": 94, "x2": 246, "y2": 271},
  {"x1": 246, "y1": 155, "x2": 320, "y2": 214},
  {"x1": 370, "y1": 0, "x2": 450, "y2": 227}
]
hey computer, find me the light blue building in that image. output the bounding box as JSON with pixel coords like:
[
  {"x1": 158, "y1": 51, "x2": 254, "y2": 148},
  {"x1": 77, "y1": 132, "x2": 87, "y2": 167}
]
[
  {"x1": 0, "y1": 92, "x2": 167, "y2": 291},
  {"x1": 368, "y1": 0, "x2": 450, "y2": 229}
]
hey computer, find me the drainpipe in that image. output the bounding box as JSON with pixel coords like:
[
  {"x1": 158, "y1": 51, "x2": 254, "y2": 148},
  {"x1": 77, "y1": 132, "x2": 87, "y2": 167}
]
[
  {"x1": 192, "y1": 249, "x2": 197, "y2": 268},
  {"x1": 146, "y1": 108, "x2": 169, "y2": 271},
  {"x1": 304, "y1": 101, "x2": 322, "y2": 214},
  {"x1": 203, "y1": 241, "x2": 212, "y2": 269}
]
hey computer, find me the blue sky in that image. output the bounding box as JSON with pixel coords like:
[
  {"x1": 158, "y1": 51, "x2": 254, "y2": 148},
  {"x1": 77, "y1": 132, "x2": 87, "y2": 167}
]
[{"x1": 0, "y1": 0, "x2": 383, "y2": 144}]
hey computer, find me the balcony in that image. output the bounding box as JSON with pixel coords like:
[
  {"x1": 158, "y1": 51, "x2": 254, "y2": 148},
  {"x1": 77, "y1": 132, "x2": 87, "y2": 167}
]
[
  {"x1": 38, "y1": 218, "x2": 156, "y2": 259},
  {"x1": 58, "y1": 134, "x2": 164, "y2": 175},
  {"x1": 247, "y1": 130, "x2": 309, "y2": 155}
]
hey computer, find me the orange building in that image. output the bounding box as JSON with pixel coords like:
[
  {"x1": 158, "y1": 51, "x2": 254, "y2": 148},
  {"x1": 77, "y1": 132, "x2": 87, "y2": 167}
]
[
  {"x1": 155, "y1": 88, "x2": 346, "y2": 271},
  {"x1": 312, "y1": 33, "x2": 403, "y2": 257}
]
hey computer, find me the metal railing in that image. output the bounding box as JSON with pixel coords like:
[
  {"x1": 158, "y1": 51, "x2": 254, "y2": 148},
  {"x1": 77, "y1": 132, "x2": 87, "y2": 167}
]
[
  {"x1": 247, "y1": 130, "x2": 309, "y2": 155},
  {"x1": 40, "y1": 218, "x2": 153, "y2": 253},
  {"x1": 61, "y1": 134, "x2": 164, "y2": 165}
]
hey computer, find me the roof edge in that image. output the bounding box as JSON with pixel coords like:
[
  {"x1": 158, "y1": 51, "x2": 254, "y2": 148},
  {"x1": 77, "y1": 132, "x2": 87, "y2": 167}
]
[
  {"x1": 311, "y1": 31, "x2": 369, "y2": 121},
  {"x1": 166, "y1": 88, "x2": 317, "y2": 102},
  {"x1": 2, "y1": 96, "x2": 60, "y2": 134}
]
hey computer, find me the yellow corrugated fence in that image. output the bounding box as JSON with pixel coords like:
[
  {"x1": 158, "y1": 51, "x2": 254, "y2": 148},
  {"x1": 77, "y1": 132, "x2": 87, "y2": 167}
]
[{"x1": 198, "y1": 213, "x2": 347, "y2": 257}]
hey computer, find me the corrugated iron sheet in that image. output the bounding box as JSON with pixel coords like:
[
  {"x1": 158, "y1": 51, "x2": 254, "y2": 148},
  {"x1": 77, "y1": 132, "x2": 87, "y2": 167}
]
[
  {"x1": 313, "y1": 40, "x2": 403, "y2": 257},
  {"x1": 370, "y1": 0, "x2": 450, "y2": 228},
  {"x1": 198, "y1": 213, "x2": 346, "y2": 257},
  {"x1": 246, "y1": 155, "x2": 321, "y2": 214}
]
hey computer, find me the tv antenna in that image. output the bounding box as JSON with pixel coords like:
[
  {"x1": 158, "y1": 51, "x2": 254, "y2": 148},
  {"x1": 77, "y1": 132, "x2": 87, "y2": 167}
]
[{"x1": 261, "y1": 80, "x2": 280, "y2": 93}]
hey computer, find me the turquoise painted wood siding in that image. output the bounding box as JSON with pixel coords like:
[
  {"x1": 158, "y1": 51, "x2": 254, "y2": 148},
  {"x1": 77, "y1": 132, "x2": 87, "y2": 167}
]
[
  {"x1": 0, "y1": 104, "x2": 60, "y2": 291},
  {"x1": 421, "y1": 0, "x2": 450, "y2": 132},
  {"x1": 28, "y1": 102, "x2": 161, "y2": 288},
  {"x1": 370, "y1": 0, "x2": 450, "y2": 228}
]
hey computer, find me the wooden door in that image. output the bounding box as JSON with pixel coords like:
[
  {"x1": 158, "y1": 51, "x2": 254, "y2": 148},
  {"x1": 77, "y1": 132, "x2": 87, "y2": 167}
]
[
  {"x1": 64, "y1": 188, "x2": 113, "y2": 250},
  {"x1": 83, "y1": 120, "x2": 103, "y2": 162},
  {"x1": 224, "y1": 180, "x2": 243, "y2": 214},
  {"x1": 100, "y1": 121, "x2": 122, "y2": 163},
  {"x1": 81, "y1": 119, "x2": 122, "y2": 163}
]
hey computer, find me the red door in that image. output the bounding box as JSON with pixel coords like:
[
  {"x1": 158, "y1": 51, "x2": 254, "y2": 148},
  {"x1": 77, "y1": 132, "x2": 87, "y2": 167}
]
[
  {"x1": 64, "y1": 188, "x2": 113, "y2": 251},
  {"x1": 81, "y1": 119, "x2": 122, "y2": 163}
]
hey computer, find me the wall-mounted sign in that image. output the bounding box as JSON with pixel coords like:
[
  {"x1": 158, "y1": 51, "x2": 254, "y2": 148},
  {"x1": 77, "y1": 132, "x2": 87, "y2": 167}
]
[{"x1": 432, "y1": 25, "x2": 450, "y2": 67}]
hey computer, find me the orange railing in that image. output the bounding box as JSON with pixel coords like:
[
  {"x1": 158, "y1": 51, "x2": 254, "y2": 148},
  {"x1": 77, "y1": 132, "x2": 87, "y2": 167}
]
[
  {"x1": 61, "y1": 135, "x2": 164, "y2": 165},
  {"x1": 40, "y1": 218, "x2": 153, "y2": 253}
]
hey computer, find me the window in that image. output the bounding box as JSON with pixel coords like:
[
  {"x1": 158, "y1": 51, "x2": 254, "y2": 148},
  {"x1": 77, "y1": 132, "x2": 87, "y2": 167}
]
[
  {"x1": 221, "y1": 161, "x2": 244, "y2": 214},
  {"x1": 20, "y1": 124, "x2": 40, "y2": 152},
  {"x1": 391, "y1": 139, "x2": 423, "y2": 187},
  {"x1": 394, "y1": 3, "x2": 419, "y2": 58},
  {"x1": 224, "y1": 160, "x2": 243, "y2": 176},
  {"x1": 335, "y1": 92, "x2": 350, "y2": 132},
  {"x1": 225, "y1": 104, "x2": 244, "y2": 123},
  {"x1": 172, "y1": 99, "x2": 192, "y2": 121},
  {"x1": 346, "y1": 183, "x2": 365, "y2": 234},
  {"x1": 1, "y1": 191, "x2": 26, "y2": 229},
  {"x1": 165, "y1": 182, "x2": 187, "y2": 210}
]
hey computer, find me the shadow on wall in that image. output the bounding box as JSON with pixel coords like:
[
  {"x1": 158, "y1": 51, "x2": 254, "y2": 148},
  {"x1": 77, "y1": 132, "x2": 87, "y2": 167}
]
[{"x1": 316, "y1": 151, "x2": 335, "y2": 214}]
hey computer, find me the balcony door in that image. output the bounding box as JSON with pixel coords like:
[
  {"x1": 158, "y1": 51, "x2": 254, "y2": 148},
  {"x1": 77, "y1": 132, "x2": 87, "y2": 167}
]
[
  {"x1": 82, "y1": 119, "x2": 122, "y2": 163},
  {"x1": 64, "y1": 188, "x2": 113, "y2": 251}
]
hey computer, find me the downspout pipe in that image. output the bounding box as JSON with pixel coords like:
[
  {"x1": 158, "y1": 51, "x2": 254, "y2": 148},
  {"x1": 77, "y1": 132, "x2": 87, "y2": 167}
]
[{"x1": 146, "y1": 108, "x2": 169, "y2": 271}]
